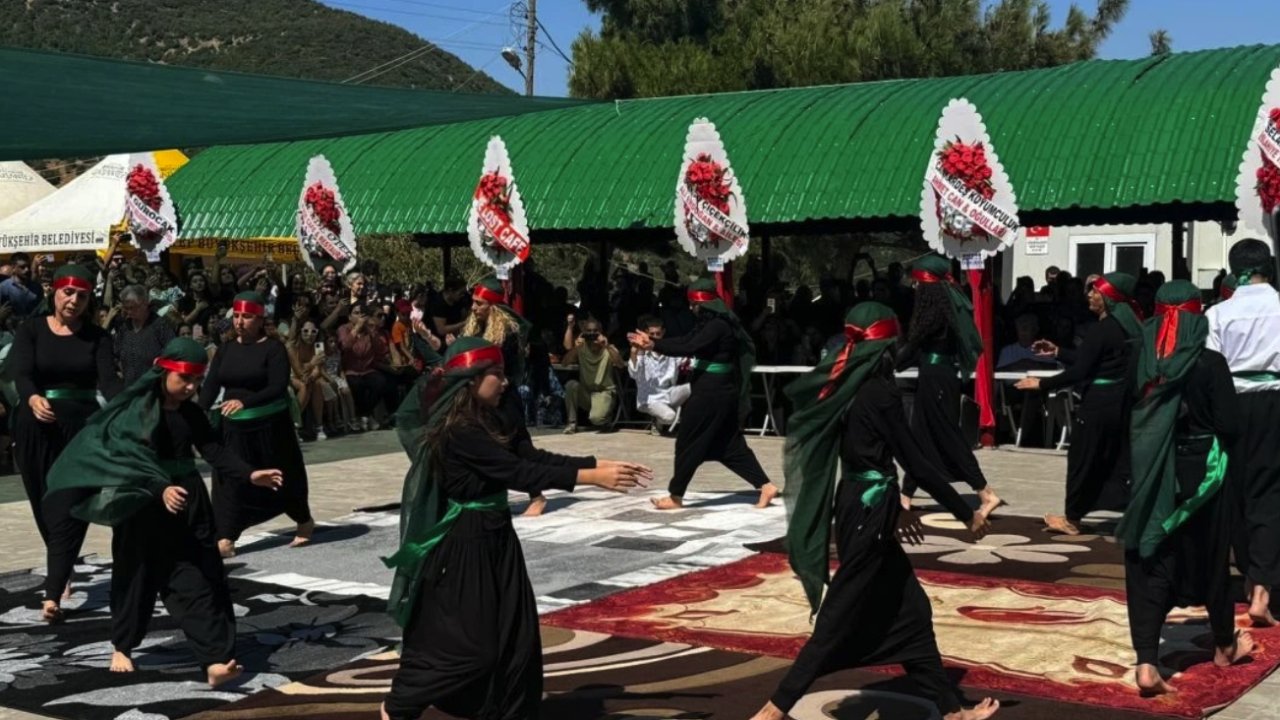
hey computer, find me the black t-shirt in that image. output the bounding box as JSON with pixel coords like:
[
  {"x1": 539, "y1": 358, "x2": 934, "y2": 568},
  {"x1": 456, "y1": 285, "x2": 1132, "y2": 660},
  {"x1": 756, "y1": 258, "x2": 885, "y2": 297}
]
[{"x1": 428, "y1": 295, "x2": 470, "y2": 327}]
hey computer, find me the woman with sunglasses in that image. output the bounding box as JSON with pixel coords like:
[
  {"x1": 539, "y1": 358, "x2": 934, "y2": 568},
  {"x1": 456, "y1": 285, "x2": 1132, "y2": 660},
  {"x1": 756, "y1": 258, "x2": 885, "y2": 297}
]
[
  {"x1": 199, "y1": 291, "x2": 313, "y2": 557},
  {"x1": 287, "y1": 320, "x2": 328, "y2": 440},
  {"x1": 337, "y1": 302, "x2": 398, "y2": 431},
  {"x1": 11, "y1": 264, "x2": 122, "y2": 622}
]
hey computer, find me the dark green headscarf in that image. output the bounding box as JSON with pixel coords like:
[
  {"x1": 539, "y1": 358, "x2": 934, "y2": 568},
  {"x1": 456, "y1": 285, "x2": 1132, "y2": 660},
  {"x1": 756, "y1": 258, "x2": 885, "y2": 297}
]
[
  {"x1": 1117, "y1": 281, "x2": 1213, "y2": 559},
  {"x1": 472, "y1": 275, "x2": 531, "y2": 384},
  {"x1": 37, "y1": 263, "x2": 97, "y2": 316},
  {"x1": 1091, "y1": 272, "x2": 1144, "y2": 339},
  {"x1": 783, "y1": 302, "x2": 901, "y2": 615},
  {"x1": 45, "y1": 338, "x2": 211, "y2": 526},
  {"x1": 232, "y1": 290, "x2": 268, "y2": 315},
  {"x1": 910, "y1": 255, "x2": 982, "y2": 373},
  {"x1": 688, "y1": 278, "x2": 756, "y2": 418},
  {"x1": 1219, "y1": 274, "x2": 1238, "y2": 300},
  {"x1": 383, "y1": 336, "x2": 504, "y2": 626}
]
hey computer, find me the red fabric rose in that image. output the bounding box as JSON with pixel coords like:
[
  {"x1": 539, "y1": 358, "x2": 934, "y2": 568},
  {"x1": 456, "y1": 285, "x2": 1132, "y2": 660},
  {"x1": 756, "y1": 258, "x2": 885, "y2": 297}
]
[
  {"x1": 305, "y1": 182, "x2": 342, "y2": 235},
  {"x1": 939, "y1": 141, "x2": 996, "y2": 200},
  {"x1": 684, "y1": 153, "x2": 733, "y2": 214},
  {"x1": 126, "y1": 165, "x2": 163, "y2": 211},
  {"x1": 1258, "y1": 154, "x2": 1280, "y2": 215}
]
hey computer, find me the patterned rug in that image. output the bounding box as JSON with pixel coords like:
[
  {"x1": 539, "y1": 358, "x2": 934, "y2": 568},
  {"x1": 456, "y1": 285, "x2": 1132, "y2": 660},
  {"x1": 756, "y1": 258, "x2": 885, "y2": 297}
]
[
  {"x1": 183, "y1": 626, "x2": 1156, "y2": 720},
  {"x1": 0, "y1": 559, "x2": 398, "y2": 720},
  {"x1": 544, "y1": 551, "x2": 1280, "y2": 718}
]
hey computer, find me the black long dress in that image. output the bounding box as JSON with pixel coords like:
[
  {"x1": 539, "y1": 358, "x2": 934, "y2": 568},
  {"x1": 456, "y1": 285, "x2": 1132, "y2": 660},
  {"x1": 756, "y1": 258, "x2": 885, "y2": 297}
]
[
  {"x1": 896, "y1": 299, "x2": 988, "y2": 498},
  {"x1": 1125, "y1": 350, "x2": 1240, "y2": 665},
  {"x1": 653, "y1": 314, "x2": 770, "y2": 498},
  {"x1": 384, "y1": 423, "x2": 595, "y2": 720},
  {"x1": 771, "y1": 370, "x2": 975, "y2": 715},
  {"x1": 493, "y1": 331, "x2": 545, "y2": 504},
  {"x1": 1039, "y1": 316, "x2": 1135, "y2": 524},
  {"x1": 198, "y1": 337, "x2": 311, "y2": 542},
  {"x1": 11, "y1": 316, "x2": 120, "y2": 601},
  {"x1": 111, "y1": 402, "x2": 253, "y2": 668}
]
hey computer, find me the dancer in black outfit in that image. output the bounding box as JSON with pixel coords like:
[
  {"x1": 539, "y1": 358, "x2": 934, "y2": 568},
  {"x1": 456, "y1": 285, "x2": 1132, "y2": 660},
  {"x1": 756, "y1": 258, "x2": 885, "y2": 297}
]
[
  {"x1": 465, "y1": 276, "x2": 552, "y2": 517},
  {"x1": 380, "y1": 337, "x2": 650, "y2": 720},
  {"x1": 1018, "y1": 271, "x2": 1143, "y2": 535},
  {"x1": 12, "y1": 264, "x2": 120, "y2": 623},
  {"x1": 897, "y1": 254, "x2": 1003, "y2": 517},
  {"x1": 199, "y1": 291, "x2": 312, "y2": 556},
  {"x1": 753, "y1": 303, "x2": 996, "y2": 720},
  {"x1": 45, "y1": 338, "x2": 283, "y2": 687},
  {"x1": 627, "y1": 278, "x2": 779, "y2": 510},
  {"x1": 1118, "y1": 281, "x2": 1253, "y2": 696}
]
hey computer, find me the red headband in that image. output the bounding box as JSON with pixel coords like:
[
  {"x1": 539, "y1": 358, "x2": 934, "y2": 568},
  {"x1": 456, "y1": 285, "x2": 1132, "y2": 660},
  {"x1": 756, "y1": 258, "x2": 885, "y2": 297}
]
[
  {"x1": 1220, "y1": 286, "x2": 1235, "y2": 300},
  {"x1": 52, "y1": 276, "x2": 93, "y2": 292},
  {"x1": 232, "y1": 299, "x2": 265, "y2": 316},
  {"x1": 1153, "y1": 298, "x2": 1203, "y2": 360},
  {"x1": 445, "y1": 345, "x2": 504, "y2": 371},
  {"x1": 818, "y1": 317, "x2": 899, "y2": 400},
  {"x1": 473, "y1": 285, "x2": 506, "y2": 305},
  {"x1": 155, "y1": 358, "x2": 208, "y2": 376},
  {"x1": 910, "y1": 269, "x2": 952, "y2": 285},
  {"x1": 687, "y1": 289, "x2": 719, "y2": 304},
  {"x1": 1092, "y1": 276, "x2": 1145, "y2": 320}
]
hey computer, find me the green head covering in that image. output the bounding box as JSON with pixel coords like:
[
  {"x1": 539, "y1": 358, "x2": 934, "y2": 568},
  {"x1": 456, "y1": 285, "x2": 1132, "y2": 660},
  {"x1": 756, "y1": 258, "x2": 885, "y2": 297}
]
[
  {"x1": 688, "y1": 277, "x2": 757, "y2": 418},
  {"x1": 51, "y1": 263, "x2": 95, "y2": 287},
  {"x1": 384, "y1": 336, "x2": 504, "y2": 626},
  {"x1": 1220, "y1": 274, "x2": 1238, "y2": 300},
  {"x1": 783, "y1": 302, "x2": 901, "y2": 615},
  {"x1": 1118, "y1": 280, "x2": 1214, "y2": 559},
  {"x1": 232, "y1": 291, "x2": 268, "y2": 314},
  {"x1": 45, "y1": 338, "x2": 212, "y2": 526},
  {"x1": 471, "y1": 275, "x2": 531, "y2": 384},
  {"x1": 910, "y1": 255, "x2": 982, "y2": 372},
  {"x1": 1092, "y1": 272, "x2": 1144, "y2": 339}
]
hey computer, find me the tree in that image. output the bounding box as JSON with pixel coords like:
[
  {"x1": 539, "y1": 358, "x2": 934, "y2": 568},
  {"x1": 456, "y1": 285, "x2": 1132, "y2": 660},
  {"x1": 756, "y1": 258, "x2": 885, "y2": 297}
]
[
  {"x1": 570, "y1": 0, "x2": 1132, "y2": 99},
  {"x1": 1149, "y1": 29, "x2": 1173, "y2": 56}
]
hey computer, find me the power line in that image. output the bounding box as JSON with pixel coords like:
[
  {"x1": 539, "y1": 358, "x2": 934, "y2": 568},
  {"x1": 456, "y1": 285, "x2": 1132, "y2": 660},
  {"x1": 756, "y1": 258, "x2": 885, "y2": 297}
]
[
  {"x1": 326, "y1": 1, "x2": 506, "y2": 25},
  {"x1": 340, "y1": 1, "x2": 515, "y2": 84},
  {"x1": 377, "y1": 0, "x2": 513, "y2": 17},
  {"x1": 450, "y1": 53, "x2": 503, "y2": 93},
  {"x1": 535, "y1": 16, "x2": 573, "y2": 66}
]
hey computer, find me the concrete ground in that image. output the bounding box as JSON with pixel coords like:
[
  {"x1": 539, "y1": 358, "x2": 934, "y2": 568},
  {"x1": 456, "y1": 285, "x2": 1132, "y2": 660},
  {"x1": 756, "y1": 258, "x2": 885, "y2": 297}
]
[{"x1": 0, "y1": 430, "x2": 1274, "y2": 720}]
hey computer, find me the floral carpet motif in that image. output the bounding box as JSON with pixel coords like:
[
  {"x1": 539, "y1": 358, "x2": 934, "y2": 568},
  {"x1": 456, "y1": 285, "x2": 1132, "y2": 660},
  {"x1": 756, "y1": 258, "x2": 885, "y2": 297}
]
[
  {"x1": 0, "y1": 559, "x2": 397, "y2": 720},
  {"x1": 544, "y1": 551, "x2": 1280, "y2": 718}
]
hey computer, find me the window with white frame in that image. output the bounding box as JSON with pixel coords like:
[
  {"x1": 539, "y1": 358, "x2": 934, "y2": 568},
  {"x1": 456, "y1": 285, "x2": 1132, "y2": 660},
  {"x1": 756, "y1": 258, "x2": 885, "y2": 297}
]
[{"x1": 1067, "y1": 233, "x2": 1155, "y2": 279}]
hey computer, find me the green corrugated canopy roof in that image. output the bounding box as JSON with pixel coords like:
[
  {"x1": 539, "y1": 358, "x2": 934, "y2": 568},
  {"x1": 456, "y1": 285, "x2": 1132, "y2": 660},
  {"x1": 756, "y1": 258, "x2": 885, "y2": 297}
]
[
  {"x1": 167, "y1": 44, "x2": 1280, "y2": 240},
  {"x1": 0, "y1": 47, "x2": 589, "y2": 160}
]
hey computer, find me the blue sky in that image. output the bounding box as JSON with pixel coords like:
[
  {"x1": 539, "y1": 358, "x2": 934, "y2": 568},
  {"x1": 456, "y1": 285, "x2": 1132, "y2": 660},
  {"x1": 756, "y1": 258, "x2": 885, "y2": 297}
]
[{"x1": 322, "y1": 0, "x2": 1280, "y2": 97}]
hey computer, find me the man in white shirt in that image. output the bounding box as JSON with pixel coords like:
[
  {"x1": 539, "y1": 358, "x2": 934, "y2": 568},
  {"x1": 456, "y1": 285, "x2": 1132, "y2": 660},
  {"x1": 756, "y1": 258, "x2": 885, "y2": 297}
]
[
  {"x1": 628, "y1": 315, "x2": 691, "y2": 435},
  {"x1": 1206, "y1": 238, "x2": 1280, "y2": 626}
]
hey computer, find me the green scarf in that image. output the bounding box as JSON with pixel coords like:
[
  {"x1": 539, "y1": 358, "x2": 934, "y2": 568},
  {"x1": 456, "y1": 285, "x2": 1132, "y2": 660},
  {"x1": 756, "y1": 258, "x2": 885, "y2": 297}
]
[
  {"x1": 910, "y1": 255, "x2": 982, "y2": 373},
  {"x1": 1117, "y1": 281, "x2": 1216, "y2": 559},
  {"x1": 45, "y1": 338, "x2": 211, "y2": 526},
  {"x1": 1093, "y1": 271, "x2": 1144, "y2": 340},
  {"x1": 783, "y1": 302, "x2": 901, "y2": 615},
  {"x1": 383, "y1": 336, "x2": 506, "y2": 627},
  {"x1": 471, "y1": 276, "x2": 531, "y2": 386},
  {"x1": 689, "y1": 278, "x2": 756, "y2": 419}
]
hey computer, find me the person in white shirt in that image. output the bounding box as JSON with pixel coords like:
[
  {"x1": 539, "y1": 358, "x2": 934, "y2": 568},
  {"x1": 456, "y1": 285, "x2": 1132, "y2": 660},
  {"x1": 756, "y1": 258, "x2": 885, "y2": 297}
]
[
  {"x1": 627, "y1": 316, "x2": 691, "y2": 434},
  {"x1": 1206, "y1": 238, "x2": 1280, "y2": 627}
]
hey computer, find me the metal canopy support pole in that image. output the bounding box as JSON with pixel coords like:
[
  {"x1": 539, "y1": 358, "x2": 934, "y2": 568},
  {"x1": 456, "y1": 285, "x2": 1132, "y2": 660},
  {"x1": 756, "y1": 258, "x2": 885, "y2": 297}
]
[
  {"x1": 1171, "y1": 222, "x2": 1188, "y2": 280},
  {"x1": 441, "y1": 244, "x2": 452, "y2": 281},
  {"x1": 761, "y1": 234, "x2": 772, "y2": 287}
]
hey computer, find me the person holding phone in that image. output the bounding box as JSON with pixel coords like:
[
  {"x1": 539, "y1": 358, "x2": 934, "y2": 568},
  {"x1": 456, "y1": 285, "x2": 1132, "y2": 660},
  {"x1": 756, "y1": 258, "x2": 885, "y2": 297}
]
[
  {"x1": 286, "y1": 321, "x2": 328, "y2": 441},
  {"x1": 562, "y1": 318, "x2": 626, "y2": 435}
]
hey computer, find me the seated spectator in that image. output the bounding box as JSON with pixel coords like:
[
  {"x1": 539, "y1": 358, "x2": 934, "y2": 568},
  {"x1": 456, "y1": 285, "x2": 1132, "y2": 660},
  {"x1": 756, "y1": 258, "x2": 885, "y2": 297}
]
[
  {"x1": 337, "y1": 303, "x2": 398, "y2": 430},
  {"x1": 561, "y1": 318, "x2": 625, "y2": 434},
  {"x1": 389, "y1": 299, "x2": 415, "y2": 368},
  {"x1": 627, "y1": 315, "x2": 690, "y2": 434},
  {"x1": 320, "y1": 333, "x2": 357, "y2": 433},
  {"x1": 997, "y1": 314, "x2": 1060, "y2": 370},
  {"x1": 287, "y1": 320, "x2": 328, "y2": 441},
  {"x1": 112, "y1": 284, "x2": 176, "y2": 385}
]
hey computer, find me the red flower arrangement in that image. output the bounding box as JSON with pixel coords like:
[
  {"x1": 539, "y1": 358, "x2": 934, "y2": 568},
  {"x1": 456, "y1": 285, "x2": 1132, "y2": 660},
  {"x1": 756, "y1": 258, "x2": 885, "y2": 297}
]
[
  {"x1": 684, "y1": 153, "x2": 733, "y2": 214},
  {"x1": 476, "y1": 171, "x2": 513, "y2": 215},
  {"x1": 126, "y1": 165, "x2": 162, "y2": 211},
  {"x1": 940, "y1": 140, "x2": 995, "y2": 200},
  {"x1": 304, "y1": 182, "x2": 342, "y2": 235},
  {"x1": 1258, "y1": 109, "x2": 1280, "y2": 215}
]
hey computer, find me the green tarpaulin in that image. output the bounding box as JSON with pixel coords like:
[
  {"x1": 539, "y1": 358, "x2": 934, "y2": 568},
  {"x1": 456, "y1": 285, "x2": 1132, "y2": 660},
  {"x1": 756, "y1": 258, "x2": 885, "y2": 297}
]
[{"x1": 0, "y1": 47, "x2": 592, "y2": 161}]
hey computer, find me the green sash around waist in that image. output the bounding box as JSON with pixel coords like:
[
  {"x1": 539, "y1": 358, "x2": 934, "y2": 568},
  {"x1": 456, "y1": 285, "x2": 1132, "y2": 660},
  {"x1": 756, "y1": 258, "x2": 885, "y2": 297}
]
[
  {"x1": 44, "y1": 388, "x2": 99, "y2": 402},
  {"x1": 844, "y1": 468, "x2": 894, "y2": 508},
  {"x1": 693, "y1": 359, "x2": 733, "y2": 374},
  {"x1": 1232, "y1": 370, "x2": 1280, "y2": 383},
  {"x1": 922, "y1": 353, "x2": 956, "y2": 367},
  {"x1": 225, "y1": 397, "x2": 290, "y2": 422},
  {"x1": 382, "y1": 492, "x2": 509, "y2": 572},
  {"x1": 1091, "y1": 377, "x2": 1121, "y2": 386},
  {"x1": 1163, "y1": 437, "x2": 1228, "y2": 535}
]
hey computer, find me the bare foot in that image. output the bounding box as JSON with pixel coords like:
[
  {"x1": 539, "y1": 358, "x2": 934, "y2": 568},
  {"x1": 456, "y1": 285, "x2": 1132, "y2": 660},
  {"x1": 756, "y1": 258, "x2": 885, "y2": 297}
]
[
  {"x1": 748, "y1": 700, "x2": 787, "y2": 720},
  {"x1": 1249, "y1": 584, "x2": 1277, "y2": 627},
  {"x1": 1136, "y1": 663, "x2": 1175, "y2": 696},
  {"x1": 62, "y1": 581, "x2": 72, "y2": 602},
  {"x1": 1216, "y1": 631, "x2": 1256, "y2": 667},
  {"x1": 755, "y1": 483, "x2": 780, "y2": 509},
  {"x1": 900, "y1": 493, "x2": 913, "y2": 512},
  {"x1": 1043, "y1": 514, "x2": 1080, "y2": 536},
  {"x1": 651, "y1": 495, "x2": 684, "y2": 510},
  {"x1": 944, "y1": 698, "x2": 1000, "y2": 720},
  {"x1": 522, "y1": 495, "x2": 548, "y2": 517},
  {"x1": 110, "y1": 650, "x2": 135, "y2": 673},
  {"x1": 290, "y1": 520, "x2": 315, "y2": 548},
  {"x1": 217, "y1": 539, "x2": 236, "y2": 558},
  {"x1": 41, "y1": 600, "x2": 63, "y2": 625},
  {"x1": 380, "y1": 701, "x2": 392, "y2": 720},
  {"x1": 977, "y1": 487, "x2": 1006, "y2": 517},
  {"x1": 207, "y1": 659, "x2": 242, "y2": 687}
]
